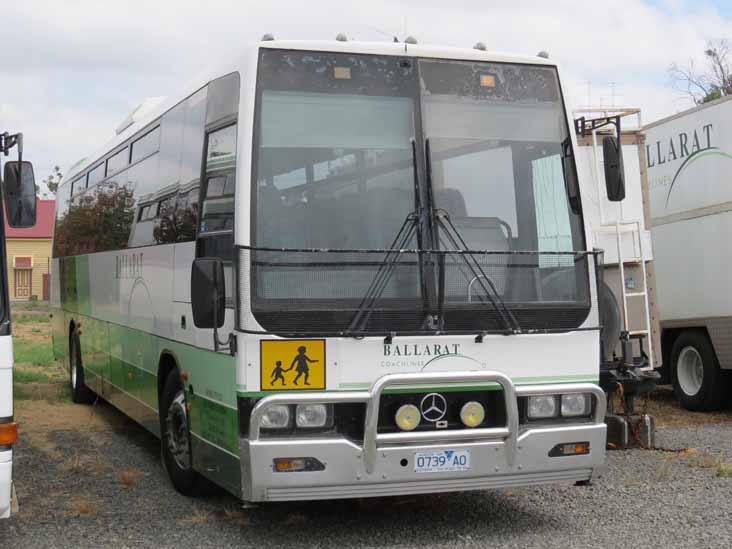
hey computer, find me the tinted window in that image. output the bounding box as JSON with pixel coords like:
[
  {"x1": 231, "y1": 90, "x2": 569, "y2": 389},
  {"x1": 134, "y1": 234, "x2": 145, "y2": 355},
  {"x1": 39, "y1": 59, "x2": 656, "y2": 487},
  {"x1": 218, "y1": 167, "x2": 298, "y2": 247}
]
[
  {"x1": 88, "y1": 164, "x2": 105, "y2": 186},
  {"x1": 125, "y1": 154, "x2": 161, "y2": 247},
  {"x1": 156, "y1": 88, "x2": 208, "y2": 244},
  {"x1": 206, "y1": 124, "x2": 237, "y2": 168},
  {"x1": 71, "y1": 175, "x2": 86, "y2": 196},
  {"x1": 206, "y1": 73, "x2": 240, "y2": 126},
  {"x1": 131, "y1": 126, "x2": 160, "y2": 163},
  {"x1": 180, "y1": 88, "x2": 207, "y2": 186},
  {"x1": 159, "y1": 102, "x2": 185, "y2": 187},
  {"x1": 106, "y1": 147, "x2": 128, "y2": 176},
  {"x1": 200, "y1": 125, "x2": 236, "y2": 235},
  {"x1": 52, "y1": 182, "x2": 73, "y2": 257}
]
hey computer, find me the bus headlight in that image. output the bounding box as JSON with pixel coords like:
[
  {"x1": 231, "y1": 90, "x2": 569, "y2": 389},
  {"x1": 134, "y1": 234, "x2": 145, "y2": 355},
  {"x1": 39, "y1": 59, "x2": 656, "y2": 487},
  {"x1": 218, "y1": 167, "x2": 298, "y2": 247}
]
[
  {"x1": 296, "y1": 404, "x2": 329, "y2": 428},
  {"x1": 527, "y1": 395, "x2": 559, "y2": 419},
  {"x1": 395, "y1": 404, "x2": 420, "y2": 431},
  {"x1": 260, "y1": 405, "x2": 291, "y2": 429},
  {"x1": 459, "y1": 401, "x2": 485, "y2": 428},
  {"x1": 561, "y1": 393, "x2": 591, "y2": 417}
]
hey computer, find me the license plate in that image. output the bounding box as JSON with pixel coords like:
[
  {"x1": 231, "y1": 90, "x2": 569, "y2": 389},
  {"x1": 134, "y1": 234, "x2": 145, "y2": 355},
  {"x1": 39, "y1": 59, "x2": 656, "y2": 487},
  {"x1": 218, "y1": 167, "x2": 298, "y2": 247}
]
[{"x1": 414, "y1": 449, "x2": 470, "y2": 473}]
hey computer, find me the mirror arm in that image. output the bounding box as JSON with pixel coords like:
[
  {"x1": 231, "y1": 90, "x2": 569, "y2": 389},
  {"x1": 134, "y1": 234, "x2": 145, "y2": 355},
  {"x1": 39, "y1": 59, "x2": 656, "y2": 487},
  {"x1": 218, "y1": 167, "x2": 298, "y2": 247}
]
[
  {"x1": 211, "y1": 273, "x2": 237, "y2": 357},
  {"x1": 213, "y1": 325, "x2": 237, "y2": 356}
]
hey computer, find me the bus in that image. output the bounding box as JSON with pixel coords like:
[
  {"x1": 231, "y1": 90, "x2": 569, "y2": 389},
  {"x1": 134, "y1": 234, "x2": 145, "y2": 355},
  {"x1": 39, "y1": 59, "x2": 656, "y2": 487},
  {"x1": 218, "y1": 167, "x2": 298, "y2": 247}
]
[
  {"x1": 51, "y1": 38, "x2": 625, "y2": 502},
  {"x1": 0, "y1": 131, "x2": 37, "y2": 518}
]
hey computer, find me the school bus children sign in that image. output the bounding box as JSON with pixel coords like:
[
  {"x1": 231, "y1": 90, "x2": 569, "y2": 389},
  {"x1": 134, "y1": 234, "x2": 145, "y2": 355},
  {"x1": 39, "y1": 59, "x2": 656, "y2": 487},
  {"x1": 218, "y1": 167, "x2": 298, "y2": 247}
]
[{"x1": 260, "y1": 340, "x2": 326, "y2": 391}]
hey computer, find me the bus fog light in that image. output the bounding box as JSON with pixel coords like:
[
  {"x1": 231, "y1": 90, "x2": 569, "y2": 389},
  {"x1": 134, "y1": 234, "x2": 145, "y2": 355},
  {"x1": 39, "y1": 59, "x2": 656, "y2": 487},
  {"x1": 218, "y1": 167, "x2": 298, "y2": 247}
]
[
  {"x1": 395, "y1": 404, "x2": 420, "y2": 431},
  {"x1": 561, "y1": 393, "x2": 591, "y2": 417},
  {"x1": 260, "y1": 405, "x2": 291, "y2": 429},
  {"x1": 527, "y1": 395, "x2": 558, "y2": 419},
  {"x1": 296, "y1": 404, "x2": 329, "y2": 428},
  {"x1": 460, "y1": 401, "x2": 485, "y2": 428}
]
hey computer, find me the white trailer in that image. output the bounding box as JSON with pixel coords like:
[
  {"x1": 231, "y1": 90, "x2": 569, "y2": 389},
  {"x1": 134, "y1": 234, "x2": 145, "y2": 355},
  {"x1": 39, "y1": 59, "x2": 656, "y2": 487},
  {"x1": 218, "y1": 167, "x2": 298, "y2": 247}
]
[{"x1": 644, "y1": 96, "x2": 732, "y2": 410}]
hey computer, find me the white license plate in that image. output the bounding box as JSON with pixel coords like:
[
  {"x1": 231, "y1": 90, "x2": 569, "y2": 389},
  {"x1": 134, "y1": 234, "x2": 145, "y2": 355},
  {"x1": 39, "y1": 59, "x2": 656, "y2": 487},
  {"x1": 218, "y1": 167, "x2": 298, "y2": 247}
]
[{"x1": 414, "y1": 449, "x2": 470, "y2": 473}]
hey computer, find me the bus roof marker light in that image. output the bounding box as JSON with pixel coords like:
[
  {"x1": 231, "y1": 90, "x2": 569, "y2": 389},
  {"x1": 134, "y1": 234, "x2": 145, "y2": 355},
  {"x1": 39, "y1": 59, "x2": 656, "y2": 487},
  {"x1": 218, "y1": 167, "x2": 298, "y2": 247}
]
[
  {"x1": 474, "y1": 42, "x2": 487, "y2": 51},
  {"x1": 335, "y1": 33, "x2": 348, "y2": 42},
  {"x1": 261, "y1": 33, "x2": 275, "y2": 41}
]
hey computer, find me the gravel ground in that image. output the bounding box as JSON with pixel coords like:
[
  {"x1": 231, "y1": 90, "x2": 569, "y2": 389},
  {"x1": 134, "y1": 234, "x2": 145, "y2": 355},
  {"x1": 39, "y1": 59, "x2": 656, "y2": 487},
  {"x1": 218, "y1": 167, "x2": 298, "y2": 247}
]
[{"x1": 2, "y1": 398, "x2": 732, "y2": 549}]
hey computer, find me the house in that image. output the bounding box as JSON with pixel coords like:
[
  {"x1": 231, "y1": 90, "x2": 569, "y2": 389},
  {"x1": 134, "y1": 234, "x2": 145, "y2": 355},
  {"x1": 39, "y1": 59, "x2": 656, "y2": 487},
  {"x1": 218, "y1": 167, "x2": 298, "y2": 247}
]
[{"x1": 4, "y1": 200, "x2": 55, "y2": 301}]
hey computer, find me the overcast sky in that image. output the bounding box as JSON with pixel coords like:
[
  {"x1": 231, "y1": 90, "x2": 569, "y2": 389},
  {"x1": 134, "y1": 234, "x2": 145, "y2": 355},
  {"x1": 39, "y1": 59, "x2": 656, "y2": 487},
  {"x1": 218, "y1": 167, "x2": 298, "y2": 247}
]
[{"x1": 2, "y1": 0, "x2": 730, "y2": 193}]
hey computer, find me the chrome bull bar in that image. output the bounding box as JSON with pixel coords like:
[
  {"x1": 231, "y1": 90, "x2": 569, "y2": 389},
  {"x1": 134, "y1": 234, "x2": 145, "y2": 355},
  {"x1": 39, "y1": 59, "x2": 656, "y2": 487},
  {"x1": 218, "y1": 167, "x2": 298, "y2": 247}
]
[{"x1": 249, "y1": 372, "x2": 605, "y2": 475}]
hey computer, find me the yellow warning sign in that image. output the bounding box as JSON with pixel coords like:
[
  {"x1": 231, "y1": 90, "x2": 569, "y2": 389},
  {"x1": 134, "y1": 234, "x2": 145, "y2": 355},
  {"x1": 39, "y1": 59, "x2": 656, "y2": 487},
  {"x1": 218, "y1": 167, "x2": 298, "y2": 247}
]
[{"x1": 260, "y1": 340, "x2": 326, "y2": 391}]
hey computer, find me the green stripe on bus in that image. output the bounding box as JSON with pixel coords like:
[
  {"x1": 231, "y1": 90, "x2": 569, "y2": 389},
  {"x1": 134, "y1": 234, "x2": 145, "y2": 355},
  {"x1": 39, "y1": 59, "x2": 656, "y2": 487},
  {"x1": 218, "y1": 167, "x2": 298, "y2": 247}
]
[{"x1": 51, "y1": 307, "x2": 239, "y2": 456}]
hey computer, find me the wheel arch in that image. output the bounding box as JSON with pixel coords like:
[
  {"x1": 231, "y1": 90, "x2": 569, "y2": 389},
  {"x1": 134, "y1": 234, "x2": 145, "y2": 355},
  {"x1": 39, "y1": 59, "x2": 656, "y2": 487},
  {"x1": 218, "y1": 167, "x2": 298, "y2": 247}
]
[{"x1": 157, "y1": 351, "x2": 180, "y2": 409}]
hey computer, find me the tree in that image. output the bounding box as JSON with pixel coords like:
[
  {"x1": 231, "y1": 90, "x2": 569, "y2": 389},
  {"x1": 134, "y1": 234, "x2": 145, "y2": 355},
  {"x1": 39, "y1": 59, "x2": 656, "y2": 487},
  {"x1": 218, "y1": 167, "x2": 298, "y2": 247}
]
[
  {"x1": 670, "y1": 39, "x2": 732, "y2": 105},
  {"x1": 42, "y1": 165, "x2": 63, "y2": 194}
]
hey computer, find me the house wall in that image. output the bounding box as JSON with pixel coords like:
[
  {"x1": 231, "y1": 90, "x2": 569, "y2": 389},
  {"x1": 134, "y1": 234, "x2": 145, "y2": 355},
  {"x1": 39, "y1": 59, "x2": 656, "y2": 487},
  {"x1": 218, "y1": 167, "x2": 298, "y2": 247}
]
[{"x1": 5, "y1": 238, "x2": 52, "y2": 301}]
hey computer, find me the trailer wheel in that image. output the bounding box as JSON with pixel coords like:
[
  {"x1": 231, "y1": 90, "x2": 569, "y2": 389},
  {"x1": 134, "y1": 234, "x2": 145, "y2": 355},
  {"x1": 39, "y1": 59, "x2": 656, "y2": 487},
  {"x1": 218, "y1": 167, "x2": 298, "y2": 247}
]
[
  {"x1": 69, "y1": 331, "x2": 94, "y2": 404},
  {"x1": 671, "y1": 331, "x2": 727, "y2": 411},
  {"x1": 159, "y1": 369, "x2": 208, "y2": 496}
]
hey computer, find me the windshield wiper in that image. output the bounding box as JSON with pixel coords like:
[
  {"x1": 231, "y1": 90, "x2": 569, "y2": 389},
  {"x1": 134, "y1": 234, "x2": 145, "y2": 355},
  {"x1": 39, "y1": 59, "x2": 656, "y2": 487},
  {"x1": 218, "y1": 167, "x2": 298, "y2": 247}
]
[
  {"x1": 346, "y1": 209, "x2": 419, "y2": 334},
  {"x1": 425, "y1": 138, "x2": 521, "y2": 335},
  {"x1": 346, "y1": 141, "x2": 430, "y2": 335}
]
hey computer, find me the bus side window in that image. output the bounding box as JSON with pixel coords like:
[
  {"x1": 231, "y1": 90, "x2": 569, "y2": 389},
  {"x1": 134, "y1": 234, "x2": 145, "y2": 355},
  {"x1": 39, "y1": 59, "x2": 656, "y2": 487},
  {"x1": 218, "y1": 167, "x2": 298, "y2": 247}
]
[
  {"x1": 197, "y1": 124, "x2": 237, "y2": 305},
  {"x1": 198, "y1": 124, "x2": 237, "y2": 259}
]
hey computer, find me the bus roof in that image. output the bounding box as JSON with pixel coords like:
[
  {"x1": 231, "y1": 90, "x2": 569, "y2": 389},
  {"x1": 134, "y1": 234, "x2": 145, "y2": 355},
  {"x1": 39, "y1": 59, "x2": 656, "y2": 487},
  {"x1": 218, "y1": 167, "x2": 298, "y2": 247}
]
[{"x1": 64, "y1": 39, "x2": 558, "y2": 183}]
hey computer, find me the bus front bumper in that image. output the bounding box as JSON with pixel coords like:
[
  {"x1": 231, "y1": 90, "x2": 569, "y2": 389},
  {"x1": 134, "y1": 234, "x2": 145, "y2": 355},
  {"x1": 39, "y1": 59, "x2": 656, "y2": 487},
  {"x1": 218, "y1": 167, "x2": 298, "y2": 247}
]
[{"x1": 241, "y1": 372, "x2": 607, "y2": 502}]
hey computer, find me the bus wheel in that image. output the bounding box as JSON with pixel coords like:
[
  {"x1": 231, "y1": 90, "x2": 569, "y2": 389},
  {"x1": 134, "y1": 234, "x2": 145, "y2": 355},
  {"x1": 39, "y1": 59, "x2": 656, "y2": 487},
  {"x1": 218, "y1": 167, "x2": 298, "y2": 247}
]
[
  {"x1": 671, "y1": 331, "x2": 728, "y2": 411},
  {"x1": 159, "y1": 369, "x2": 207, "y2": 496},
  {"x1": 69, "y1": 332, "x2": 94, "y2": 404}
]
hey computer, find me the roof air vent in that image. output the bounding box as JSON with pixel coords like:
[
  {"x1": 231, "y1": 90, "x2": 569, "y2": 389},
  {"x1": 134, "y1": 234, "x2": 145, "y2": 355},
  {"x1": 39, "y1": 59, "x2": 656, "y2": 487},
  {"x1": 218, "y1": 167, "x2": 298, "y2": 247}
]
[
  {"x1": 336, "y1": 33, "x2": 348, "y2": 42},
  {"x1": 261, "y1": 33, "x2": 275, "y2": 41},
  {"x1": 474, "y1": 42, "x2": 487, "y2": 51},
  {"x1": 405, "y1": 36, "x2": 418, "y2": 45},
  {"x1": 537, "y1": 51, "x2": 550, "y2": 59}
]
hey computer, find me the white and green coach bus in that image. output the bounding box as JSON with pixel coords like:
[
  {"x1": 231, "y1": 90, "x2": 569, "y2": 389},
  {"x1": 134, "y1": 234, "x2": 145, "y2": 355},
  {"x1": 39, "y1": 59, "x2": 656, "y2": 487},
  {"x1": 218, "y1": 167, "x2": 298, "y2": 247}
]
[{"x1": 51, "y1": 38, "x2": 625, "y2": 502}]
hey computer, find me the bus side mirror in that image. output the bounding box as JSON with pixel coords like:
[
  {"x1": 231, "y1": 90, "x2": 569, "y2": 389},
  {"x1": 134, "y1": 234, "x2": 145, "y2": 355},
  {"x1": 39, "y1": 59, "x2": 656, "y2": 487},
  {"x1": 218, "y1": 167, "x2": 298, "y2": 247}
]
[
  {"x1": 603, "y1": 136, "x2": 626, "y2": 202},
  {"x1": 191, "y1": 258, "x2": 225, "y2": 329},
  {"x1": 2, "y1": 161, "x2": 37, "y2": 228}
]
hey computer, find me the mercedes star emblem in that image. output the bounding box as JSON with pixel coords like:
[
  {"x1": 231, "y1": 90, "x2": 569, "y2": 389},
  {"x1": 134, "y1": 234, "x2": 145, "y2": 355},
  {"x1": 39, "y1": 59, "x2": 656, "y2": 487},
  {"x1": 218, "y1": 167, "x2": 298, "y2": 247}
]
[{"x1": 420, "y1": 393, "x2": 447, "y2": 422}]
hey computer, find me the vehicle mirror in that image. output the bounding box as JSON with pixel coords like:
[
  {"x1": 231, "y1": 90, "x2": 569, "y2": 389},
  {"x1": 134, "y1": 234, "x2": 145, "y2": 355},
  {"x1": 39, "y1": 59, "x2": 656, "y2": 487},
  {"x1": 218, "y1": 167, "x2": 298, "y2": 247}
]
[
  {"x1": 561, "y1": 139, "x2": 581, "y2": 214},
  {"x1": 603, "y1": 136, "x2": 626, "y2": 201},
  {"x1": 191, "y1": 258, "x2": 225, "y2": 329},
  {"x1": 2, "y1": 161, "x2": 37, "y2": 228}
]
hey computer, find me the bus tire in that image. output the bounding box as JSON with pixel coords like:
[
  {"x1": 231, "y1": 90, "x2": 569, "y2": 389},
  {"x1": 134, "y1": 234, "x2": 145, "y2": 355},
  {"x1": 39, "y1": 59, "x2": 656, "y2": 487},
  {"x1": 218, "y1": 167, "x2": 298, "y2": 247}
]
[
  {"x1": 159, "y1": 369, "x2": 207, "y2": 496},
  {"x1": 69, "y1": 331, "x2": 94, "y2": 404},
  {"x1": 671, "y1": 331, "x2": 728, "y2": 411}
]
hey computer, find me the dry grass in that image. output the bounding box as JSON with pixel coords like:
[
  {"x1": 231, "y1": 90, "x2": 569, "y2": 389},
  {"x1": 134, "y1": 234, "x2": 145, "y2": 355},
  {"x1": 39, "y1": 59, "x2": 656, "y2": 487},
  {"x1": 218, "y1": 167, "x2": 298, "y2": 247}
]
[
  {"x1": 644, "y1": 387, "x2": 732, "y2": 428},
  {"x1": 68, "y1": 496, "x2": 97, "y2": 517},
  {"x1": 62, "y1": 452, "x2": 85, "y2": 474},
  {"x1": 178, "y1": 506, "x2": 212, "y2": 525},
  {"x1": 717, "y1": 461, "x2": 732, "y2": 478},
  {"x1": 656, "y1": 462, "x2": 674, "y2": 479},
  {"x1": 684, "y1": 450, "x2": 732, "y2": 477},
  {"x1": 118, "y1": 468, "x2": 145, "y2": 488},
  {"x1": 223, "y1": 506, "x2": 251, "y2": 527}
]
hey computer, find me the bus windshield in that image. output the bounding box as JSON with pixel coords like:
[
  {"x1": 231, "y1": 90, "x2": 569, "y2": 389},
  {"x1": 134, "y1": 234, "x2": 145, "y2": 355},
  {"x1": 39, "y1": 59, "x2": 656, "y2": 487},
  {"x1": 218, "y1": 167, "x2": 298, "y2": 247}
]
[
  {"x1": 251, "y1": 49, "x2": 589, "y2": 334},
  {"x1": 419, "y1": 59, "x2": 587, "y2": 310}
]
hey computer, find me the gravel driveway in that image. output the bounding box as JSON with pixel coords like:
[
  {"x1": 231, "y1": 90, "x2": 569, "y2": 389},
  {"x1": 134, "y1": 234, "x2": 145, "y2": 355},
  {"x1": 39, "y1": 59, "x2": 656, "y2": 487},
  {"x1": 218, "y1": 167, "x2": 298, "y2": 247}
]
[{"x1": 2, "y1": 397, "x2": 732, "y2": 549}]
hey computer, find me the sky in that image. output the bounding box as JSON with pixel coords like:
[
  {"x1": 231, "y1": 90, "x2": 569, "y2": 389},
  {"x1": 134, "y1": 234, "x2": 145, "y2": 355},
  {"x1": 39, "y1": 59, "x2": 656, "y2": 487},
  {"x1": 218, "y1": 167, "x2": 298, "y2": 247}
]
[{"x1": 1, "y1": 0, "x2": 730, "y2": 194}]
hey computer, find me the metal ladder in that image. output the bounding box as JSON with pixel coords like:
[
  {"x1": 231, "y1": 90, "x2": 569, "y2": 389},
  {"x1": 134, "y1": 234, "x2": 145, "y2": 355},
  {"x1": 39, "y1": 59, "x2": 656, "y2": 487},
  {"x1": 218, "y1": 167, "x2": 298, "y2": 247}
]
[
  {"x1": 611, "y1": 220, "x2": 654, "y2": 369},
  {"x1": 583, "y1": 109, "x2": 654, "y2": 370}
]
